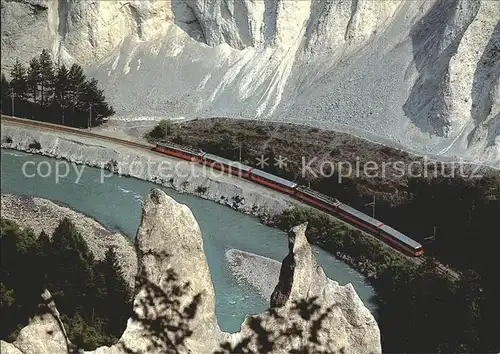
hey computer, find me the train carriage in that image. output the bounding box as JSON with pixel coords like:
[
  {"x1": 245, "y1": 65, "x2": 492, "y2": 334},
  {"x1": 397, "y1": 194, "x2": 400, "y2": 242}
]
[
  {"x1": 337, "y1": 204, "x2": 423, "y2": 256},
  {"x1": 155, "y1": 142, "x2": 204, "y2": 163},
  {"x1": 202, "y1": 153, "x2": 253, "y2": 178},
  {"x1": 295, "y1": 186, "x2": 341, "y2": 212},
  {"x1": 379, "y1": 225, "x2": 423, "y2": 256},
  {"x1": 337, "y1": 204, "x2": 384, "y2": 233},
  {"x1": 249, "y1": 169, "x2": 298, "y2": 195}
]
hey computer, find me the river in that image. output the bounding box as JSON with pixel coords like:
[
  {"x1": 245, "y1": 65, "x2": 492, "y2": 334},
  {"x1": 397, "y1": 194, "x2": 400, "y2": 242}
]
[{"x1": 0, "y1": 149, "x2": 376, "y2": 332}]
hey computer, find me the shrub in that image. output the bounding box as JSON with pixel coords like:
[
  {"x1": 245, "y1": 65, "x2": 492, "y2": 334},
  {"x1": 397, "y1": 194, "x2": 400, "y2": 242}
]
[
  {"x1": 255, "y1": 126, "x2": 269, "y2": 137},
  {"x1": 146, "y1": 120, "x2": 174, "y2": 141},
  {"x1": 196, "y1": 186, "x2": 208, "y2": 194},
  {"x1": 28, "y1": 140, "x2": 41, "y2": 150}
]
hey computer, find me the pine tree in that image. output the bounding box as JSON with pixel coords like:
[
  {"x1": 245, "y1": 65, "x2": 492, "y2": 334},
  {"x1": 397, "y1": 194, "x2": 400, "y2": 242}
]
[
  {"x1": 50, "y1": 218, "x2": 96, "y2": 319},
  {"x1": 1, "y1": 73, "x2": 9, "y2": 99},
  {"x1": 79, "y1": 78, "x2": 115, "y2": 127},
  {"x1": 54, "y1": 64, "x2": 71, "y2": 125},
  {"x1": 35, "y1": 231, "x2": 52, "y2": 284},
  {"x1": 98, "y1": 247, "x2": 131, "y2": 335},
  {"x1": 67, "y1": 64, "x2": 87, "y2": 126},
  {"x1": 9, "y1": 58, "x2": 28, "y2": 101},
  {"x1": 51, "y1": 218, "x2": 93, "y2": 261},
  {"x1": 26, "y1": 57, "x2": 41, "y2": 103},
  {"x1": 1, "y1": 73, "x2": 10, "y2": 114},
  {"x1": 38, "y1": 49, "x2": 55, "y2": 106}
]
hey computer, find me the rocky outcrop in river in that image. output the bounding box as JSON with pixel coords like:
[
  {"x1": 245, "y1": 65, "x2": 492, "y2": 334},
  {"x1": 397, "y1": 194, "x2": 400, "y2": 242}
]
[{"x1": 0, "y1": 189, "x2": 381, "y2": 353}]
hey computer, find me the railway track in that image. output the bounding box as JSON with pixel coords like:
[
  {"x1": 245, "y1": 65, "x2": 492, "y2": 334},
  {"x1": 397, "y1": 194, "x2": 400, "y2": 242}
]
[
  {"x1": 1, "y1": 115, "x2": 155, "y2": 152},
  {"x1": 1, "y1": 115, "x2": 460, "y2": 280}
]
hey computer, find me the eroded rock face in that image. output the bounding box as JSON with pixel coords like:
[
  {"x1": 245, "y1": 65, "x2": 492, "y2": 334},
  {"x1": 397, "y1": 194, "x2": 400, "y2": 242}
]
[
  {"x1": 225, "y1": 223, "x2": 381, "y2": 354},
  {"x1": 132, "y1": 188, "x2": 221, "y2": 352},
  {"x1": 0, "y1": 189, "x2": 380, "y2": 353},
  {"x1": 1, "y1": 124, "x2": 292, "y2": 220},
  {"x1": 1, "y1": 0, "x2": 498, "y2": 165}
]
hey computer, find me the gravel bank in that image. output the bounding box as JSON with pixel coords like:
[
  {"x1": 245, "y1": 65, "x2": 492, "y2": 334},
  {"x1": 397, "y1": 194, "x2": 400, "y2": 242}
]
[{"x1": 226, "y1": 249, "x2": 281, "y2": 301}]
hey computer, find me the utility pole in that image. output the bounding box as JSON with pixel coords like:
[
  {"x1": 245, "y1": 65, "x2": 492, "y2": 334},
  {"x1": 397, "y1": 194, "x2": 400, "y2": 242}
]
[
  {"x1": 424, "y1": 226, "x2": 436, "y2": 242},
  {"x1": 239, "y1": 142, "x2": 242, "y2": 162},
  {"x1": 88, "y1": 103, "x2": 92, "y2": 131},
  {"x1": 60, "y1": 100, "x2": 65, "y2": 126},
  {"x1": 365, "y1": 196, "x2": 376, "y2": 218},
  {"x1": 10, "y1": 87, "x2": 15, "y2": 116}
]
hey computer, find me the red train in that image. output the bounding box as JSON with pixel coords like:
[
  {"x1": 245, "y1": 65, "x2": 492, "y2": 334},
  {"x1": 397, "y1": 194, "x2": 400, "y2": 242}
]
[{"x1": 154, "y1": 142, "x2": 424, "y2": 257}]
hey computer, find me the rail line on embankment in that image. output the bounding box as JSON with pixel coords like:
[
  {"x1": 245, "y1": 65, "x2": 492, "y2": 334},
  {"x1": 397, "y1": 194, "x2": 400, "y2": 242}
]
[
  {"x1": 1, "y1": 115, "x2": 155, "y2": 152},
  {"x1": 0, "y1": 115, "x2": 460, "y2": 280}
]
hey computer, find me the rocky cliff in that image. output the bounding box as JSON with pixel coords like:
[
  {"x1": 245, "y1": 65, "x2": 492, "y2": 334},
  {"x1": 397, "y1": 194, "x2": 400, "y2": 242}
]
[
  {"x1": 224, "y1": 222, "x2": 381, "y2": 353},
  {"x1": 0, "y1": 188, "x2": 381, "y2": 353},
  {"x1": 1, "y1": 0, "x2": 498, "y2": 166}
]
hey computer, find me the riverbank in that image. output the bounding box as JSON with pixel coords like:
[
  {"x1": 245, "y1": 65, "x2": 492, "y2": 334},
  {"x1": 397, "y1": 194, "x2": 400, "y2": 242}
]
[
  {"x1": 1, "y1": 193, "x2": 137, "y2": 289},
  {"x1": 226, "y1": 249, "x2": 281, "y2": 301},
  {"x1": 1, "y1": 121, "x2": 295, "y2": 223},
  {"x1": 0, "y1": 120, "x2": 409, "y2": 281}
]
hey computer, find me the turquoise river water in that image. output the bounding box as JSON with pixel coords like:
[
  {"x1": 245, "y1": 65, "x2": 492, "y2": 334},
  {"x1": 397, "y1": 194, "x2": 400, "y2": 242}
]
[{"x1": 0, "y1": 149, "x2": 376, "y2": 332}]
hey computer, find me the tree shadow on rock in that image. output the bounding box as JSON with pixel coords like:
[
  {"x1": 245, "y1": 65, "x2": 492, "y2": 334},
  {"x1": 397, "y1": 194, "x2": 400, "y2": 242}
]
[
  {"x1": 120, "y1": 251, "x2": 202, "y2": 354},
  {"x1": 117, "y1": 250, "x2": 342, "y2": 354},
  {"x1": 37, "y1": 247, "x2": 345, "y2": 354},
  {"x1": 217, "y1": 297, "x2": 341, "y2": 354}
]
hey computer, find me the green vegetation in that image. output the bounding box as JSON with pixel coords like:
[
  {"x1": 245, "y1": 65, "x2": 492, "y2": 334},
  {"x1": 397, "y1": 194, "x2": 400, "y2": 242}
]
[
  {"x1": 147, "y1": 118, "x2": 499, "y2": 352},
  {"x1": 278, "y1": 207, "x2": 499, "y2": 353},
  {"x1": 195, "y1": 186, "x2": 208, "y2": 194},
  {"x1": 0, "y1": 218, "x2": 131, "y2": 349},
  {"x1": 1, "y1": 49, "x2": 114, "y2": 127},
  {"x1": 194, "y1": 134, "x2": 244, "y2": 161},
  {"x1": 28, "y1": 140, "x2": 41, "y2": 150},
  {"x1": 146, "y1": 119, "x2": 173, "y2": 141},
  {"x1": 146, "y1": 119, "x2": 174, "y2": 140},
  {"x1": 310, "y1": 175, "x2": 500, "y2": 353}
]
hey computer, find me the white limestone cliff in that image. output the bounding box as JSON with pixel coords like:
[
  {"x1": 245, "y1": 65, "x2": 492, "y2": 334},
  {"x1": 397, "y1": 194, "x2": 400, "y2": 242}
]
[{"x1": 1, "y1": 0, "x2": 498, "y2": 167}]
